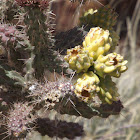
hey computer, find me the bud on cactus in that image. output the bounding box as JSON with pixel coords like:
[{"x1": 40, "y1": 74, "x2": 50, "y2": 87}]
[
  {"x1": 64, "y1": 45, "x2": 93, "y2": 73},
  {"x1": 98, "y1": 76, "x2": 120, "y2": 104},
  {"x1": 74, "y1": 71, "x2": 100, "y2": 102},
  {"x1": 94, "y1": 53, "x2": 128, "y2": 77},
  {"x1": 83, "y1": 27, "x2": 113, "y2": 60}
]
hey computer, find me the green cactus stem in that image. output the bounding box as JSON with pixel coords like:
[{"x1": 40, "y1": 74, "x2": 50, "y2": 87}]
[
  {"x1": 16, "y1": 2, "x2": 63, "y2": 78},
  {"x1": 98, "y1": 75, "x2": 120, "y2": 104},
  {"x1": 80, "y1": 5, "x2": 118, "y2": 30}
]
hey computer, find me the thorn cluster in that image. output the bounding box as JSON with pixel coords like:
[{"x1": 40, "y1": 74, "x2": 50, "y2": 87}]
[
  {"x1": 0, "y1": 24, "x2": 18, "y2": 44},
  {"x1": 6, "y1": 102, "x2": 34, "y2": 137},
  {"x1": 28, "y1": 80, "x2": 74, "y2": 109},
  {"x1": 15, "y1": 0, "x2": 49, "y2": 9}
]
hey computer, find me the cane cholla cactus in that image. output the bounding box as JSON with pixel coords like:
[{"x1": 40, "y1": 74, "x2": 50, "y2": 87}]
[
  {"x1": 15, "y1": 0, "x2": 64, "y2": 78},
  {"x1": 0, "y1": 1, "x2": 129, "y2": 139},
  {"x1": 64, "y1": 6, "x2": 128, "y2": 105}
]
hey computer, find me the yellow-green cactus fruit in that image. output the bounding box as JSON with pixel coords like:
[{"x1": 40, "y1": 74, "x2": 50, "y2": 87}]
[
  {"x1": 74, "y1": 71, "x2": 100, "y2": 102},
  {"x1": 64, "y1": 45, "x2": 93, "y2": 73},
  {"x1": 83, "y1": 27, "x2": 112, "y2": 60},
  {"x1": 80, "y1": 5, "x2": 118, "y2": 30},
  {"x1": 94, "y1": 52, "x2": 128, "y2": 78},
  {"x1": 98, "y1": 76, "x2": 120, "y2": 104}
]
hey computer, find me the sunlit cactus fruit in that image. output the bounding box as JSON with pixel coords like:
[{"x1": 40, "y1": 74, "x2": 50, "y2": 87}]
[
  {"x1": 64, "y1": 45, "x2": 93, "y2": 73},
  {"x1": 94, "y1": 52, "x2": 128, "y2": 78},
  {"x1": 80, "y1": 5, "x2": 118, "y2": 30},
  {"x1": 83, "y1": 27, "x2": 112, "y2": 60},
  {"x1": 74, "y1": 71, "x2": 100, "y2": 102},
  {"x1": 98, "y1": 76, "x2": 120, "y2": 104}
]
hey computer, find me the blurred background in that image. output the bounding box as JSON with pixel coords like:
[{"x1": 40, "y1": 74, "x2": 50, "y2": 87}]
[{"x1": 48, "y1": 0, "x2": 140, "y2": 139}]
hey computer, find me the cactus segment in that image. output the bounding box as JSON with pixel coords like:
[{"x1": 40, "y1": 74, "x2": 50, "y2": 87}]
[
  {"x1": 109, "y1": 29, "x2": 120, "y2": 51},
  {"x1": 94, "y1": 53, "x2": 128, "y2": 77},
  {"x1": 98, "y1": 76, "x2": 120, "y2": 104},
  {"x1": 80, "y1": 5, "x2": 118, "y2": 30},
  {"x1": 64, "y1": 45, "x2": 93, "y2": 73},
  {"x1": 83, "y1": 27, "x2": 112, "y2": 60},
  {"x1": 74, "y1": 71, "x2": 100, "y2": 102}
]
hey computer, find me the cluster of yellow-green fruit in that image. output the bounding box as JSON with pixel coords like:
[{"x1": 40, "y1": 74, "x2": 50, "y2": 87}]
[
  {"x1": 80, "y1": 5, "x2": 120, "y2": 52},
  {"x1": 64, "y1": 6, "x2": 128, "y2": 104}
]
